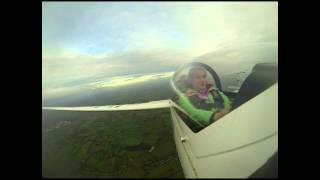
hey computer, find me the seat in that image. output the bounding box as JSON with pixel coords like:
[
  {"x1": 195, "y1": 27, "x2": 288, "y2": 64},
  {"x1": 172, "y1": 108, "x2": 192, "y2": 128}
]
[{"x1": 231, "y1": 63, "x2": 278, "y2": 110}]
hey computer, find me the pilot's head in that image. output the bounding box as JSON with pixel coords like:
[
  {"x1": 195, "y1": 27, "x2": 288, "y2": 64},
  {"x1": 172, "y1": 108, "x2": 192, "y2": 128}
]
[{"x1": 189, "y1": 66, "x2": 207, "y2": 91}]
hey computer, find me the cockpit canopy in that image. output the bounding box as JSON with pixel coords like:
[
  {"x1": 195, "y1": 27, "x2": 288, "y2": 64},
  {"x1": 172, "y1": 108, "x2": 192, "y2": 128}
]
[
  {"x1": 170, "y1": 61, "x2": 278, "y2": 133},
  {"x1": 171, "y1": 62, "x2": 222, "y2": 95}
]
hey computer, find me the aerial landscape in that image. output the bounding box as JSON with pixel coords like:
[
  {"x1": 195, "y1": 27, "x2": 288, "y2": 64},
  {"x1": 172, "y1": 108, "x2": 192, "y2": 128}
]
[{"x1": 42, "y1": 76, "x2": 185, "y2": 178}]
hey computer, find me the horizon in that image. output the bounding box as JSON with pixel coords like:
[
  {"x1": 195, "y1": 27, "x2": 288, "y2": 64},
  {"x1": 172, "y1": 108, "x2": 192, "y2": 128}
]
[{"x1": 42, "y1": 2, "x2": 278, "y2": 101}]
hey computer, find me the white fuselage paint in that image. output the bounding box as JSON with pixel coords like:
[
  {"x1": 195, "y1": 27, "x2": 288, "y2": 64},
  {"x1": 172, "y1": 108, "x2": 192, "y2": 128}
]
[{"x1": 170, "y1": 83, "x2": 278, "y2": 178}]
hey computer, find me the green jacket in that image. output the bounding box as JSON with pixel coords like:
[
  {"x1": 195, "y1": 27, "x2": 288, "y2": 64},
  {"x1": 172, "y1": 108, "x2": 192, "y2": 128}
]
[{"x1": 178, "y1": 86, "x2": 231, "y2": 126}]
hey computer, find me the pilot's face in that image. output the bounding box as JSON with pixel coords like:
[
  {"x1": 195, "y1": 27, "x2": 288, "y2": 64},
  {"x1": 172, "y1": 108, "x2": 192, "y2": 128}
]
[{"x1": 191, "y1": 69, "x2": 207, "y2": 91}]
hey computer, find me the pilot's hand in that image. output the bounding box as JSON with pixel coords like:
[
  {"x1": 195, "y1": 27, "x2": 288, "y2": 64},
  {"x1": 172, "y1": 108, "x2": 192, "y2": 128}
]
[
  {"x1": 213, "y1": 111, "x2": 224, "y2": 121},
  {"x1": 220, "y1": 108, "x2": 230, "y2": 114},
  {"x1": 213, "y1": 108, "x2": 229, "y2": 121}
]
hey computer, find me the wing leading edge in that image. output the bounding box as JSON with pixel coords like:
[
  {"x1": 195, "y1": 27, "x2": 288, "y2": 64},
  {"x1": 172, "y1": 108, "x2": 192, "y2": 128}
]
[{"x1": 42, "y1": 99, "x2": 171, "y2": 111}]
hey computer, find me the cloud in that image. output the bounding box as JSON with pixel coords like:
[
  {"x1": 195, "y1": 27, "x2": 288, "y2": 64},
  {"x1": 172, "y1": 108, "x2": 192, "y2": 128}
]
[
  {"x1": 42, "y1": 85, "x2": 86, "y2": 101},
  {"x1": 90, "y1": 71, "x2": 174, "y2": 88},
  {"x1": 196, "y1": 41, "x2": 278, "y2": 74},
  {"x1": 42, "y1": 2, "x2": 189, "y2": 57},
  {"x1": 42, "y1": 2, "x2": 277, "y2": 58},
  {"x1": 42, "y1": 2, "x2": 278, "y2": 101},
  {"x1": 42, "y1": 49, "x2": 194, "y2": 96},
  {"x1": 42, "y1": 71, "x2": 174, "y2": 101},
  {"x1": 172, "y1": 2, "x2": 278, "y2": 56}
]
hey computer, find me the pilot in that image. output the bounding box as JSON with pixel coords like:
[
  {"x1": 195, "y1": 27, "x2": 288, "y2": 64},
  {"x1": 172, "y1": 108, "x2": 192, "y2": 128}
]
[{"x1": 178, "y1": 66, "x2": 231, "y2": 126}]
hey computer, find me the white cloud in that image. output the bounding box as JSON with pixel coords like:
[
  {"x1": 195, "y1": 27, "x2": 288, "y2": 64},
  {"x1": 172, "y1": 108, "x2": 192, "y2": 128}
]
[
  {"x1": 90, "y1": 71, "x2": 174, "y2": 88},
  {"x1": 173, "y1": 2, "x2": 278, "y2": 57},
  {"x1": 42, "y1": 85, "x2": 85, "y2": 101},
  {"x1": 42, "y1": 71, "x2": 174, "y2": 101},
  {"x1": 42, "y1": 2, "x2": 278, "y2": 101}
]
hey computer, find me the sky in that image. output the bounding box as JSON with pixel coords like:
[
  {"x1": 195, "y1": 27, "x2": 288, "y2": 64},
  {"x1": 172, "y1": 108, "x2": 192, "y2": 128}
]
[{"x1": 42, "y1": 2, "x2": 278, "y2": 101}]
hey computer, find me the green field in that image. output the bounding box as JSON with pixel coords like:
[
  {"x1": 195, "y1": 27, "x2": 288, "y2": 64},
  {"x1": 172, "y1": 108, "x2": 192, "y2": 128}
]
[{"x1": 42, "y1": 109, "x2": 184, "y2": 178}]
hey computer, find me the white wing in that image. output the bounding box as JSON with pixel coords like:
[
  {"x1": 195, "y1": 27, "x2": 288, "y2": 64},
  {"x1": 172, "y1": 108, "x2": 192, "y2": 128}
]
[{"x1": 42, "y1": 99, "x2": 171, "y2": 111}]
